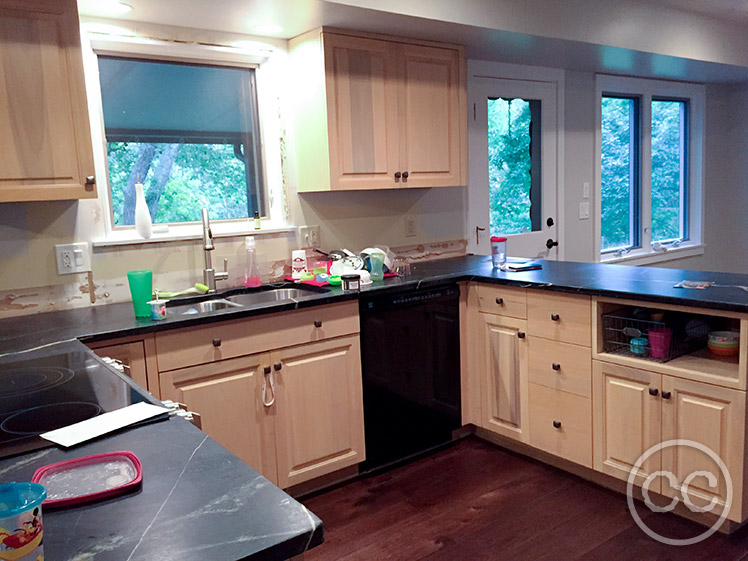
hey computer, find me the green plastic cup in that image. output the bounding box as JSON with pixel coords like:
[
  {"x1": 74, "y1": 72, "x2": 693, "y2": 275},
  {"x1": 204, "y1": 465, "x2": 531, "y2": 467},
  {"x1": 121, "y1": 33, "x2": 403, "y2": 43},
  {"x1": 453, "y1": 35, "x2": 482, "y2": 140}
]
[{"x1": 127, "y1": 270, "x2": 153, "y2": 318}]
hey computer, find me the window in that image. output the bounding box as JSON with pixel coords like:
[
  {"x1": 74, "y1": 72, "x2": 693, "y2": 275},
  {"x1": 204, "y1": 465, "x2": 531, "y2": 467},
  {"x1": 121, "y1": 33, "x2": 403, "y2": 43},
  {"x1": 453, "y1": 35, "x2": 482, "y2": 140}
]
[
  {"x1": 597, "y1": 76, "x2": 704, "y2": 262},
  {"x1": 487, "y1": 97, "x2": 542, "y2": 236},
  {"x1": 97, "y1": 56, "x2": 265, "y2": 227}
]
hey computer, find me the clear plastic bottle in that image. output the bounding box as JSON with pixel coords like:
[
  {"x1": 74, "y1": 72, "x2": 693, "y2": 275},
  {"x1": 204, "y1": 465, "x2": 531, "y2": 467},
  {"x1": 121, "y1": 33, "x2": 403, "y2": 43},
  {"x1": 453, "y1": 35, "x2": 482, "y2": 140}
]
[{"x1": 244, "y1": 236, "x2": 261, "y2": 288}]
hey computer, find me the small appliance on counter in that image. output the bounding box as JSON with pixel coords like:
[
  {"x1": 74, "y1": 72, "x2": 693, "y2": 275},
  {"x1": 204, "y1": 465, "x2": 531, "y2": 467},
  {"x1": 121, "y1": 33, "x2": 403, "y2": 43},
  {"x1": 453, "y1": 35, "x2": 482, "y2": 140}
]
[{"x1": 0, "y1": 341, "x2": 163, "y2": 459}]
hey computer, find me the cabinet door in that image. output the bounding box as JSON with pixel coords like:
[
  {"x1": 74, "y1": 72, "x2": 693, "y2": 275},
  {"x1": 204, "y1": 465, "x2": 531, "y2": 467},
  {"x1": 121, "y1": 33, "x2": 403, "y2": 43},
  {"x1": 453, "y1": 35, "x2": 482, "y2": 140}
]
[
  {"x1": 480, "y1": 314, "x2": 529, "y2": 442},
  {"x1": 90, "y1": 341, "x2": 150, "y2": 391},
  {"x1": 0, "y1": 0, "x2": 95, "y2": 201},
  {"x1": 159, "y1": 352, "x2": 277, "y2": 483},
  {"x1": 323, "y1": 33, "x2": 400, "y2": 190},
  {"x1": 661, "y1": 376, "x2": 746, "y2": 520},
  {"x1": 398, "y1": 43, "x2": 465, "y2": 187},
  {"x1": 593, "y1": 361, "x2": 662, "y2": 489},
  {"x1": 273, "y1": 336, "x2": 365, "y2": 488}
]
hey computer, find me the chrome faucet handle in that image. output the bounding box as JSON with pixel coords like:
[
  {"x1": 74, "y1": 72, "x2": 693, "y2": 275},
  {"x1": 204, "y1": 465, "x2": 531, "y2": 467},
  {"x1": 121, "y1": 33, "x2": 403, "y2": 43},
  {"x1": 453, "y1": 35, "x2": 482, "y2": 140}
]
[{"x1": 215, "y1": 258, "x2": 229, "y2": 282}]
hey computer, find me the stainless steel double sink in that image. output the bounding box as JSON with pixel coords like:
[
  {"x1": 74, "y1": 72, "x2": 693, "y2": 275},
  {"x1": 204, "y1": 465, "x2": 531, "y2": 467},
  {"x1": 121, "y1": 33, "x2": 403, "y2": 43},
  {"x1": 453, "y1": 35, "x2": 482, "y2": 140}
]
[{"x1": 166, "y1": 285, "x2": 328, "y2": 316}]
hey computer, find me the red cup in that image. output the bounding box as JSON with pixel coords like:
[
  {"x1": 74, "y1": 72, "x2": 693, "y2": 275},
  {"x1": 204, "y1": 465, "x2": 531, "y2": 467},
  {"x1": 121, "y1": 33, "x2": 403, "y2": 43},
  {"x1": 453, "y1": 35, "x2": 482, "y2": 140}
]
[{"x1": 648, "y1": 327, "x2": 672, "y2": 359}]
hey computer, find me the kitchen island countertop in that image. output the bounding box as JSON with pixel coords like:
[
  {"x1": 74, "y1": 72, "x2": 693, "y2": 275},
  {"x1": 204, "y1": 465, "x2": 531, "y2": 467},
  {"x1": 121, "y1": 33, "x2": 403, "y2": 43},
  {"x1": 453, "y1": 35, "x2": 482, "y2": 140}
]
[
  {"x1": 2, "y1": 255, "x2": 748, "y2": 354},
  {"x1": 0, "y1": 416, "x2": 323, "y2": 561}
]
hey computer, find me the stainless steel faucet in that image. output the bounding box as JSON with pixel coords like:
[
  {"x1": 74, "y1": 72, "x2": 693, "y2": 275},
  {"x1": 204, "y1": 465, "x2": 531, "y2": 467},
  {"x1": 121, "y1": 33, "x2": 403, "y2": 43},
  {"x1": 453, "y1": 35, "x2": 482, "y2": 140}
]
[{"x1": 201, "y1": 208, "x2": 228, "y2": 293}]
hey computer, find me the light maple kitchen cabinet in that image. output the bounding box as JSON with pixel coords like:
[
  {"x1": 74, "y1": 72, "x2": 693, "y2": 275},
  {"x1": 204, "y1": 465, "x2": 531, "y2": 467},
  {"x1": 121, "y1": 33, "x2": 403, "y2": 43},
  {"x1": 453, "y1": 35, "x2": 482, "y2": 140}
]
[
  {"x1": 593, "y1": 360, "x2": 747, "y2": 520},
  {"x1": 155, "y1": 302, "x2": 365, "y2": 488},
  {"x1": 88, "y1": 334, "x2": 158, "y2": 396},
  {"x1": 289, "y1": 28, "x2": 467, "y2": 191},
  {"x1": 0, "y1": 0, "x2": 96, "y2": 201},
  {"x1": 469, "y1": 284, "x2": 530, "y2": 442}
]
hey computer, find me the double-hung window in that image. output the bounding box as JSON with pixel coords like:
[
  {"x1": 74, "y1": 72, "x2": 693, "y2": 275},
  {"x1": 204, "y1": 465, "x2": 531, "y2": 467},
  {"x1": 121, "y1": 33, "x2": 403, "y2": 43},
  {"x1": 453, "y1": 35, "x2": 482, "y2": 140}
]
[{"x1": 596, "y1": 75, "x2": 704, "y2": 263}]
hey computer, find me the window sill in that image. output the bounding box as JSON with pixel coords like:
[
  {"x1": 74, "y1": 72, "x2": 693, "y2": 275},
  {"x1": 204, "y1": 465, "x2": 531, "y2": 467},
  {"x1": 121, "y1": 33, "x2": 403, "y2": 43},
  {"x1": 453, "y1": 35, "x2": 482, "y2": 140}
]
[
  {"x1": 600, "y1": 244, "x2": 705, "y2": 266},
  {"x1": 92, "y1": 222, "x2": 296, "y2": 248}
]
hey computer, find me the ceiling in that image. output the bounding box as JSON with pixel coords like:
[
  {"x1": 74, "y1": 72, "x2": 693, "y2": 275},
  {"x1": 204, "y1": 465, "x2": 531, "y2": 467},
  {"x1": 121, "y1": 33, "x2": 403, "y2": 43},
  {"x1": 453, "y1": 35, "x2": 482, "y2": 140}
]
[{"x1": 77, "y1": 0, "x2": 748, "y2": 84}]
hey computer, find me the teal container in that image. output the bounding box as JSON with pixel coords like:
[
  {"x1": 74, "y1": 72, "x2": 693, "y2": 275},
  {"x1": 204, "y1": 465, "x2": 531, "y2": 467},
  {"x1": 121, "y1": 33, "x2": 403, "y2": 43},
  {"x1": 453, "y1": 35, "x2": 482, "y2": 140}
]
[
  {"x1": 369, "y1": 251, "x2": 385, "y2": 282},
  {"x1": 127, "y1": 270, "x2": 153, "y2": 318},
  {"x1": 0, "y1": 482, "x2": 46, "y2": 560}
]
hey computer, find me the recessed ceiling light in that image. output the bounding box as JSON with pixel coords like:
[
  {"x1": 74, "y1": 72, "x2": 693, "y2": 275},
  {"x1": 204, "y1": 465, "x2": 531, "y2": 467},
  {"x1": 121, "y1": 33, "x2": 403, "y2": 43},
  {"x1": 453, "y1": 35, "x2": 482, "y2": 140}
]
[{"x1": 251, "y1": 24, "x2": 284, "y2": 35}]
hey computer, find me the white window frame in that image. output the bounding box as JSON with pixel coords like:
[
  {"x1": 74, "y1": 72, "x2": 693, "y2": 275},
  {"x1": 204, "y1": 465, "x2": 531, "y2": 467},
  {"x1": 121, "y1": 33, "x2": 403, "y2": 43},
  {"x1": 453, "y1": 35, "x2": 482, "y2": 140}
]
[
  {"x1": 594, "y1": 74, "x2": 705, "y2": 265},
  {"x1": 80, "y1": 29, "x2": 292, "y2": 247}
]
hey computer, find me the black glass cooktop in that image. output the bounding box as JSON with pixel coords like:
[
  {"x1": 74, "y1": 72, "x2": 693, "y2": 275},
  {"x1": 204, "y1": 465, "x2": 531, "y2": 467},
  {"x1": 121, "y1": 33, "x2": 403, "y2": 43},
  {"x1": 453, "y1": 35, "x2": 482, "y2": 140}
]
[{"x1": 0, "y1": 340, "x2": 161, "y2": 459}]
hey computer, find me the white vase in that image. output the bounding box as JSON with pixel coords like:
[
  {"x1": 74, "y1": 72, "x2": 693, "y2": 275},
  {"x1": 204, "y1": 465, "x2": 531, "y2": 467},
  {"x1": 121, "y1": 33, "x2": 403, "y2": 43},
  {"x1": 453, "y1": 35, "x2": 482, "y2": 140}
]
[{"x1": 134, "y1": 182, "x2": 152, "y2": 239}]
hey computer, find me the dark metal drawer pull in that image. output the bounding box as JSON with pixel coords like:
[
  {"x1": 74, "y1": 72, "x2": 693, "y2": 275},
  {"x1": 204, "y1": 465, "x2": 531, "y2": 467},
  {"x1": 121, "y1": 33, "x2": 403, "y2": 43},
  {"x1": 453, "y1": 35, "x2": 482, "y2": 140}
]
[
  {"x1": 517, "y1": 331, "x2": 526, "y2": 339},
  {"x1": 552, "y1": 363, "x2": 561, "y2": 371},
  {"x1": 649, "y1": 388, "x2": 659, "y2": 396},
  {"x1": 551, "y1": 313, "x2": 560, "y2": 321},
  {"x1": 661, "y1": 391, "x2": 672, "y2": 399},
  {"x1": 274, "y1": 362, "x2": 282, "y2": 371},
  {"x1": 495, "y1": 297, "x2": 504, "y2": 305},
  {"x1": 212, "y1": 338, "x2": 222, "y2": 347},
  {"x1": 314, "y1": 320, "x2": 322, "y2": 328},
  {"x1": 553, "y1": 420, "x2": 561, "y2": 429}
]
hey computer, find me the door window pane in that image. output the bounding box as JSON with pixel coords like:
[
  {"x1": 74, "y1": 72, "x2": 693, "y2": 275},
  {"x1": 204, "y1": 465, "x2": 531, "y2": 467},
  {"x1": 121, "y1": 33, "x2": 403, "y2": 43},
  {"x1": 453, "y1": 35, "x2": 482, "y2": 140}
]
[
  {"x1": 487, "y1": 98, "x2": 541, "y2": 236},
  {"x1": 651, "y1": 100, "x2": 687, "y2": 242},
  {"x1": 98, "y1": 56, "x2": 264, "y2": 226},
  {"x1": 601, "y1": 96, "x2": 640, "y2": 251}
]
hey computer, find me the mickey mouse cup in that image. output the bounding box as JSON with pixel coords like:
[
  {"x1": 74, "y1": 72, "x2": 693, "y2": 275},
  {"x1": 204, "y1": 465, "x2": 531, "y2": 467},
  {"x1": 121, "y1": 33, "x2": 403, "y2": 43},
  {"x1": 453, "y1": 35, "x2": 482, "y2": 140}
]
[{"x1": 0, "y1": 483, "x2": 46, "y2": 561}]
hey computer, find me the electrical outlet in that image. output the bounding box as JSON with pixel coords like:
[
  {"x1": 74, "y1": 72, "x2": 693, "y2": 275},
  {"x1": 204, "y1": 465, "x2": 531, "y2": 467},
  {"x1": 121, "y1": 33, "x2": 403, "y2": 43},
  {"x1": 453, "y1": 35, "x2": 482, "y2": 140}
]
[
  {"x1": 405, "y1": 215, "x2": 416, "y2": 238},
  {"x1": 298, "y1": 225, "x2": 321, "y2": 248},
  {"x1": 55, "y1": 242, "x2": 91, "y2": 275}
]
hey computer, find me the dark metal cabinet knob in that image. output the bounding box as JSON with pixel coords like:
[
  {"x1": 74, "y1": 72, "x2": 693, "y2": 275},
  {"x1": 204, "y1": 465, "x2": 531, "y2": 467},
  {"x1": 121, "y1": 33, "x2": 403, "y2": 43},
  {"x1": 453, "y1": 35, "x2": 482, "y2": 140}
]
[
  {"x1": 395, "y1": 171, "x2": 402, "y2": 179},
  {"x1": 273, "y1": 362, "x2": 282, "y2": 371},
  {"x1": 212, "y1": 338, "x2": 222, "y2": 347},
  {"x1": 495, "y1": 297, "x2": 504, "y2": 305},
  {"x1": 661, "y1": 391, "x2": 672, "y2": 399},
  {"x1": 402, "y1": 171, "x2": 409, "y2": 179},
  {"x1": 263, "y1": 366, "x2": 271, "y2": 374},
  {"x1": 553, "y1": 420, "x2": 562, "y2": 429},
  {"x1": 314, "y1": 320, "x2": 322, "y2": 328},
  {"x1": 649, "y1": 388, "x2": 659, "y2": 396},
  {"x1": 546, "y1": 238, "x2": 559, "y2": 250},
  {"x1": 551, "y1": 313, "x2": 560, "y2": 321},
  {"x1": 552, "y1": 363, "x2": 561, "y2": 371},
  {"x1": 517, "y1": 331, "x2": 526, "y2": 339}
]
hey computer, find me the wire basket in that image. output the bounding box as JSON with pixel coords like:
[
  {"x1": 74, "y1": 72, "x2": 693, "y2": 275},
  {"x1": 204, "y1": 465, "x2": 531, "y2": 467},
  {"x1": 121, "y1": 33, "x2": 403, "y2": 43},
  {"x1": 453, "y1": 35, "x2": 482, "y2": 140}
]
[{"x1": 601, "y1": 312, "x2": 709, "y2": 363}]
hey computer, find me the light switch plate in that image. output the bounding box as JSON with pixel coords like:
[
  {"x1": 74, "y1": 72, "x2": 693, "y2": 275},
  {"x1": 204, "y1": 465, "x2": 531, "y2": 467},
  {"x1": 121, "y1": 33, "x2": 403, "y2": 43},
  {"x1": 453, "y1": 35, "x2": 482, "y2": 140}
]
[
  {"x1": 579, "y1": 202, "x2": 590, "y2": 220},
  {"x1": 583, "y1": 182, "x2": 590, "y2": 199},
  {"x1": 55, "y1": 242, "x2": 91, "y2": 275},
  {"x1": 405, "y1": 215, "x2": 416, "y2": 238}
]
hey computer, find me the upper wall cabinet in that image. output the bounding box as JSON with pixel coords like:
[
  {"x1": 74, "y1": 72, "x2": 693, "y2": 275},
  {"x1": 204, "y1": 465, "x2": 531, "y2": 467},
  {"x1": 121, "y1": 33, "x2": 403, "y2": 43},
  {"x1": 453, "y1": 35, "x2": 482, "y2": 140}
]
[
  {"x1": 289, "y1": 28, "x2": 467, "y2": 192},
  {"x1": 0, "y1": 0, "x2": 96, "y2": 202}
]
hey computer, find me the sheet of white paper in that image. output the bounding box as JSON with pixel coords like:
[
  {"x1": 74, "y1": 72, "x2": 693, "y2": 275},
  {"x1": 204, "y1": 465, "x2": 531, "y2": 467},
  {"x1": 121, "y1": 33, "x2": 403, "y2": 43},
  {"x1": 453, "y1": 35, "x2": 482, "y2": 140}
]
[{"x1": 40, "y1": 402, "x2": 169, "y2": 447}]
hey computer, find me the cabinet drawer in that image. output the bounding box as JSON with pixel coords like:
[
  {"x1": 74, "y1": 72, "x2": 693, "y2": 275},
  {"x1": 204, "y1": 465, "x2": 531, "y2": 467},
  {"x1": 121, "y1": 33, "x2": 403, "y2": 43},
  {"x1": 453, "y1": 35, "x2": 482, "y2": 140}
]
[
  {"x1": 529, "y1": 383, "x2": 592, "y2": 467},
  {"x1": 529, "y1": 337, "x2": 591, "y2": 398},
  {"x1": 527, "y1": 292, "x2": 591, "y2": 346},
  {"x1": 156, "y1": 302, "x2": 359, "y2": 372},
  {"x1": 477, "y1": 284, "x2": 526, "y2": 318}
]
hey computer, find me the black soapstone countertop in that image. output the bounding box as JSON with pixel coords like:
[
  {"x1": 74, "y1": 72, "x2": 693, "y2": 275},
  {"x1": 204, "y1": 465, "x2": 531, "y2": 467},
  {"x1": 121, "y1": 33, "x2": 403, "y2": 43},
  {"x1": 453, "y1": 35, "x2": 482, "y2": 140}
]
[
  {"x1": 2, "y1": 255, "x2": 748, "y2": 355},
  {"x1": 0, "y1": 416, "x2": 323, "y2": 561}
]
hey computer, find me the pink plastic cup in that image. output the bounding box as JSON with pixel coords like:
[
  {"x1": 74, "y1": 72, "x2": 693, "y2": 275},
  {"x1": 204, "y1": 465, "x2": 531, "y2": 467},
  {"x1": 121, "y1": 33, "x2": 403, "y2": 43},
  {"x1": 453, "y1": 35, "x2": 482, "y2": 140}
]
[{"x1": 648, "y1": 327, "x2": 672, "y2": 360}]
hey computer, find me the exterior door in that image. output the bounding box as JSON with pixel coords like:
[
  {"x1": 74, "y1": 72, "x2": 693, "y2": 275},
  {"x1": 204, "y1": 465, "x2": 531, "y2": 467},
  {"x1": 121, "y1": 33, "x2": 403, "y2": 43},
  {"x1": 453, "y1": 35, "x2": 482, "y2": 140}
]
[
  {"x1": 468, "y1": 75, "x2": 559, "y2": 259},
  {"x1": 273, "y1": 336, "x2": 365, "y2": 488},
  {"x1": 480, "y1": 314, "x2": 529, "y2": 442},
  {"x1": 593, "y1": 361, "x2": 662, "y2": 489}
]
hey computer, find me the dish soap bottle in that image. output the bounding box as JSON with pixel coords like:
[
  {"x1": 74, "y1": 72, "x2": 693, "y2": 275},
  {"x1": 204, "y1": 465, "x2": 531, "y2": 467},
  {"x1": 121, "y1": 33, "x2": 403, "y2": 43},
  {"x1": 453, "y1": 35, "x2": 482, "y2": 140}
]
[{"x1": 244, "y1": 236, "x2": 261, "y2": 288}]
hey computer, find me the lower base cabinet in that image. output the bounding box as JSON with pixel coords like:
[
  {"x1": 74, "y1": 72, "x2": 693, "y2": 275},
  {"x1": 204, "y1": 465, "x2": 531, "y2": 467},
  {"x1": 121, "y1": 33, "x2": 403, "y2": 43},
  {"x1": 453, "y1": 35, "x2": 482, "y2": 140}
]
[
  {"x1": 593, "y1": 360, "x2": 746, "y2": 521},
  {"x1": 160, "y1": 336, "x2": 365, "y2": 488},
  {"x1": 159, "y1": 352, "x2": 278, "y2": 483},
  {"x1": 274, "y1": 336, "x2": 365, "y2": 488}
]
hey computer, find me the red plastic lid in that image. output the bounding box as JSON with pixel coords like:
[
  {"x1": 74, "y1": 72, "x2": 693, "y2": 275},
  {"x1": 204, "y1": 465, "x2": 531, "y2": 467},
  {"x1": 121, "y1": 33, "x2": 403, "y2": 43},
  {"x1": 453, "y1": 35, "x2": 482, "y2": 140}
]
[
  {"x1": 32, "y1": 451, "x2": 142, "y2": 508},
  {"x1": 490, "y1": 236, "x2": 507, "y2": 242}
]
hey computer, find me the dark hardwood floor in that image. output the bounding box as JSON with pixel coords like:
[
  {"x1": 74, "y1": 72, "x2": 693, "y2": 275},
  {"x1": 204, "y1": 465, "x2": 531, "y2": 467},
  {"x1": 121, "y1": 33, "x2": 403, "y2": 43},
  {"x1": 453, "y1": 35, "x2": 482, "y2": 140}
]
[{"x1": 301, "y1": 438, "x2": 748, "y2": 561}]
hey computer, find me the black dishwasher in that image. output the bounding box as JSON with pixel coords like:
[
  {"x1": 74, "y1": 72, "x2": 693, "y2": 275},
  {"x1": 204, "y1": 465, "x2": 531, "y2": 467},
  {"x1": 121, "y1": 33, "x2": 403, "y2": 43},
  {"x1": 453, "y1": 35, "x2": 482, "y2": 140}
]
[{"x1": 359, "y1": 284, "x2": 461, "y2": 472}]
